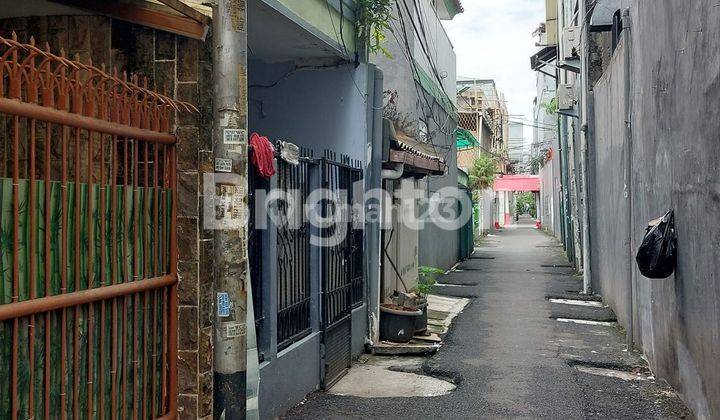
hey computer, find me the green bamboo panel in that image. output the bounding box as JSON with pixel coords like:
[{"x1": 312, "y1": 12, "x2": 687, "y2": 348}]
[{"x1": 0, "y1": 176, "x2": 173, "y2": 419}]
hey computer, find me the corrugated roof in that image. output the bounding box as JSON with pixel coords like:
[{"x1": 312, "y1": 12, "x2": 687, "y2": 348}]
[{"x1": 393, "y1": 130, "x2": 445, "y2": 164}]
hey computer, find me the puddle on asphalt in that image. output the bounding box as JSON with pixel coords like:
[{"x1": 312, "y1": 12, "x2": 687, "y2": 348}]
[{"x1": 328, "y1": 356, "x2": 456, "y2": 398}]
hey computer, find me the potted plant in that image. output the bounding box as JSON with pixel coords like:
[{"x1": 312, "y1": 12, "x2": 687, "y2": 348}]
[
  {"x1": 379, "y1": 302, "x2": 423, "y2": 343},
  {"x1": 413, "y1": 266, "x2": 444, "y2": 334},
  {"x1": 378, "y1": 266, "x2": 444, "y2": 342}
]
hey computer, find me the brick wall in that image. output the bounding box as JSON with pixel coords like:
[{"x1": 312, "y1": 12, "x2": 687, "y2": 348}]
[
  {"x1": 0, "y1": 15, "x2": 215, "y2": 419},
  {"x1": 457, "y1": 147, "x2": 480, "y2": 172}
]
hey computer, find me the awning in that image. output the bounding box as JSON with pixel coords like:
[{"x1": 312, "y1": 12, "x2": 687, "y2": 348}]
[
  {"x1": 58, "y1": 0, "x2": 209, "y2": 39},
  {"x1": 530, "y1": 46, "x2": 557, "y2": 71},
  {"x1": 383, "y1": 119, "x2": 446, "y2": 176},
  {"x1": 456, "y1": 128, "x2": 480, "y2": 150},
  {"x1": 493, "y1": 175, "x2": 540, "y2": 192}
]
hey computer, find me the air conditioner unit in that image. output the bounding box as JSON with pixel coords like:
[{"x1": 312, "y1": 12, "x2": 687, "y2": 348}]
[
  {"x1": 557, "y1": 84, "x2": 576, "y2": 110},
  {"x1": 562, "y1": 26, "x2": 581, "y2": 59}
]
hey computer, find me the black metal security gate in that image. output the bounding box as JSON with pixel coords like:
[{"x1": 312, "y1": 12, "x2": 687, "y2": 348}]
[
  {"x1": 247, "y1": 154, "x2": 267, "y2": 360},
  {"x1": 276, "y1": 157, "x2": 314, "y2": 350},
  {"x1": 320, "y1": 155, "x2": 363, "y2": 388}
]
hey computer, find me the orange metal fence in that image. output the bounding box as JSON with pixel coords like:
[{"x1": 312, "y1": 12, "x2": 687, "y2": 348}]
[{"x1": 0, "y1": 34, "x2": 193, "y2": 419}]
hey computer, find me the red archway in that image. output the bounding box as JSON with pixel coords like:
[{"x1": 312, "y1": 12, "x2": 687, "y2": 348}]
[{"x1": 493, "y1": 175, "x2": 541, "y2": 192}]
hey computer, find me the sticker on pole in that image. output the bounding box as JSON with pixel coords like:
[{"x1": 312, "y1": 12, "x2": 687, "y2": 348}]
[
  {"x1": 203, "y1": 173, "x2": 247, "y2": 230},
  {"x1": 217, "y1": 292, "x2": 230, "y2": 317},
  {"x1": 223, "y1": 128, "x2": 247, "y2": 145},
  {"x1": 215, "y1": 158, "x2": 233, "y2": 173},
  {"x1": 226, "y1": 322, "x2": 246, "y2": 338}
]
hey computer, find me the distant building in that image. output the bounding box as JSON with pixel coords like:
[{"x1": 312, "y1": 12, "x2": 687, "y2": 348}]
[
  {"x1": 456, "y1": 78, "x2": 510, "y2": 173},
  {"x1": 507, "y1": 121, "x2": 530, "y2": 172}
]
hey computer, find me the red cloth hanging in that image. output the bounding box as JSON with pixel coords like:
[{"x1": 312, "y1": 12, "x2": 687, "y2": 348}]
[{"x1": 250, "y1": 132, "x2": 275, "y2": 179}]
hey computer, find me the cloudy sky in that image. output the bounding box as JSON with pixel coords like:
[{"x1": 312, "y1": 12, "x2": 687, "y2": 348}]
[{"x1": 443, "y1": 0, "x2": 545, "y2": 130}]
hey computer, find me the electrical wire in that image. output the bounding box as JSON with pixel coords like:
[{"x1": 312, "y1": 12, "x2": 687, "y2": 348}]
[
  {"x1": 324, "y1": 1, "x2": 369, "y2": 102},
  {"x1": 405, "y1": 0, "x2": 447, "y2": 90},
  {"x1": 393, "y1": 3, "x2": 457, "y2": 147},
  {"x1": 392, "y1": 5, "x2": 452, "y2": 158}
]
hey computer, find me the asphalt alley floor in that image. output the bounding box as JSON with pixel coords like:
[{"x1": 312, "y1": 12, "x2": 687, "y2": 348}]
[{"x1": 283, "y1": 221, "x2": 694, "y2": 420}]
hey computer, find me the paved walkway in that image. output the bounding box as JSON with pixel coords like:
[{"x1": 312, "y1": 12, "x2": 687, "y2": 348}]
[{"x1": 284, "y1": 223, "x2": 693, "y2": 419}]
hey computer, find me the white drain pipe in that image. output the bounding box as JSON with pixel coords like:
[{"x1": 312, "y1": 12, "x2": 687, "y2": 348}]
[{"x1": 382, "y1": 163, "x2": 405, "y2": 180}]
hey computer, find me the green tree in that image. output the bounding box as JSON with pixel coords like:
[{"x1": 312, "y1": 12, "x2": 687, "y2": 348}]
[
  {"x1": 515, "y1": 192, "x2": 537, "y2": 218},
  {"x1": 468, "y1": 154, "x2": 498, "y2": 201}
]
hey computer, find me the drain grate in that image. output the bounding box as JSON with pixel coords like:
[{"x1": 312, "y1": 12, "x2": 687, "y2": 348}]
[
  {"x1": 469, "y1": 256, "x2": 495, "y2": 260},
  {"x1": 541, "y1": 264, "x2": 573, "y2": 268}
]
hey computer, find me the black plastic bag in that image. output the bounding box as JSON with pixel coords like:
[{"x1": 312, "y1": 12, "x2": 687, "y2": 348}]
[{"x1": 636, "y1": 210, "x2": 677, "y2": 279}]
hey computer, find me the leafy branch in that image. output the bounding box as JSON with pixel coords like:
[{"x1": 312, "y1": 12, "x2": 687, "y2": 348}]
[
  {"x1": 468, "y1": 154, "x2": 498, "y2": 200},
  {"x1": 540, "y1": 97, "x2": 558, "y2": 114},
  {"x1": 357, "y1": 0, "x2": 394, "y2": 58},
  {"x1": 417, "y1": 266, "x2": 444, "y2": 297}
]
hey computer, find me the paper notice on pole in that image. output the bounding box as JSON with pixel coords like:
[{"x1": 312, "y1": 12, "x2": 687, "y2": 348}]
[
  {"x1": 215, "y1": 158, "x2": 233, "y2": 173},
  {"x1": 223, "y1": 128, "x2": 246, "y2": 155},
  {"x1": 226, "y1": 322, "x2": 246, "y2": 338},
  {"x1": 214, "y1": 182, "x2": 247, "y2": 229},
  {"x1": 223, "y1": 128, "x2": 246, "y2": 145}
]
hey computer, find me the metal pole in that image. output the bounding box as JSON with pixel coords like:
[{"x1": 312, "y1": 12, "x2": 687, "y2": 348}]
[
  {"x1": 621, "y1": 8, "x2": 634, "y2": 350},
  {"x1": 367, "y1": 66, "x2": 384, "y2": 344},
  {"x1": 212, "y1": 0, "x2": 248, "y2": 417},
  {"x1": 579, "y1": 0, "x2": 592, "y2": 295}
]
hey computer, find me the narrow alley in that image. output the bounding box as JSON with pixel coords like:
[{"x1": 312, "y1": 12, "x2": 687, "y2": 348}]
[
  {"x1": 1, "y1": 1, "x2": 718, "y2": 418},
  {"x1": 285, "y1": 219, "x2": 692, "y2": 419}
]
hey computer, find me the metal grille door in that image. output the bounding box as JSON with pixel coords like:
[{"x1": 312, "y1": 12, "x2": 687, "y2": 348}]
[
  {"x1": 320, "y1": 156, "x2": 363, "y2": 389},
  {"x1": 276, "y1": 158, "x2": 314, "y2": 350},
  {"x1": 0, "y1": 35, "x2": 192, "y2": 419}
]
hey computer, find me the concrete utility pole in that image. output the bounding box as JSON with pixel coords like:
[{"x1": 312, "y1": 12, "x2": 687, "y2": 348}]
[{"x1": 212, "y1": 0, "x2": 248, "y2": 417}]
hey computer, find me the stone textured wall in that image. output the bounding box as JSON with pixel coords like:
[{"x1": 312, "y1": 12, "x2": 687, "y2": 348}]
[{"x1": 0, "y1": 16, "x2": 214, "y2": 419}]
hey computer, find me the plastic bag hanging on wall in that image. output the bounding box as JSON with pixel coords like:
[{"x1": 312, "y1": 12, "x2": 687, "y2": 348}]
[{"x1": 635, "y1": 210, "x2": 677, "y2": 279}]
